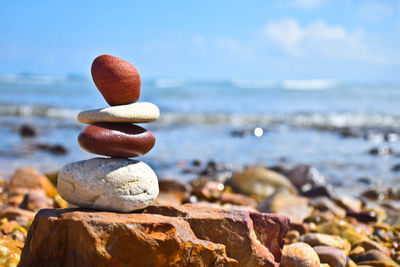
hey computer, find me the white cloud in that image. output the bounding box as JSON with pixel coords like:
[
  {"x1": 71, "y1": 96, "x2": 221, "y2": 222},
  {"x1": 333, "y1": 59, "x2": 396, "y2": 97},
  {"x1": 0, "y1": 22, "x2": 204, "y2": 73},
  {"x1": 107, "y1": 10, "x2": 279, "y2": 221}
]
[
  {"x1": 263, "y1": 18, "x2": 388, "y2": 63},
  {"x1": 263, "y1": 18, "x2": 304, "y2": 56}
]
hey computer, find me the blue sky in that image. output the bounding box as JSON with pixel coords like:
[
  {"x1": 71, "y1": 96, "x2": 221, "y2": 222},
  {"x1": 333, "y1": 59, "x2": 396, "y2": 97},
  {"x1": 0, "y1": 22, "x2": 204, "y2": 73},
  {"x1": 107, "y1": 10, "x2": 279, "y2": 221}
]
[{"x1": 1, "y1": 0, "x2": 399, "y2": 80}]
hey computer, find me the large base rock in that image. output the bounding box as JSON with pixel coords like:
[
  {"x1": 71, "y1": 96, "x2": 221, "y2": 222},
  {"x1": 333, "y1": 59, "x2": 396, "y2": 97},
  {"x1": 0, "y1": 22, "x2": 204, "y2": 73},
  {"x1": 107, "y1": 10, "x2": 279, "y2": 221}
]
[
  {"x1": 19, "y1": 204, "x2": 289, "y2": 267},
  {"x1": 57, "y1": 158, "x2": 159, "y2": 212}
]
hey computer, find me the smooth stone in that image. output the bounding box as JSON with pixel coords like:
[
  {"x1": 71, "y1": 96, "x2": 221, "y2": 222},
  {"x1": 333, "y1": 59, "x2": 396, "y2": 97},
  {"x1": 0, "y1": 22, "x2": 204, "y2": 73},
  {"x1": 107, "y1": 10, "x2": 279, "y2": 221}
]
[
  {"x1": 316, "y1": 221, "x2": 367, "y2": 245},
  {"x1": 298, "y1": 233, "x2": 351, "y2": 255},
  {"x1": 301, "y1": 185, "x2": 335, "y2": 198},
  {"x1": 290, "y1": 222, "x2": 310, "y2": 235},
  {"x1": 226, "y1": 166, "x2": 297, "y2": 201},
  {"x1": 154, "y1": 192, "x2": 183, "y2": 206},
  {"x1": 308, "y1": 197, "x2": 346, "y2": 218},
  {"x1": 257, "y1": 188, "x2": 313, "y2": 223},
  {"x1": 155, "y1": 180, "x2": 192, "y2": 205},
  {"x1": 313, "y1": 246, "x2": 347, "y2": 267},
  {"x1": 35, "y1": 143, "x2": 68, "y2": 155},
  {"x1": 190, "y1": 178, "x2": 224, "y2": 201},
  {"x1": 335, "y1": 195, "x2": 362, "y2": 213},
  {"x1": 91, "y1": 54, "x2": 141, "y2": 106},
  {"x1": 19, "y1": 189, "x2": 53, "y2": 212},
  {"x1": 77, "y1": 102, "x2": 160, "y2": 124},
  {"x1": 9, "y1": 168, "x2": 58, "y2": 198},
  {"x1": 284, "y1": 164, "x2": 326, "y2": 192},
  {"x1": 78, "y1": 123, "x2": 155, "y2": 157},
  {"x1": 0, "y1": 207, "x2": 35, "y2": 222},
  {"x1": 19, "y1": 124, "x2": 37, "y2": 138},
  {"x1": 286, "y1": 230, "x2": 301, "y2": 244},
  {"x1": 346, "y1": 210, "x2": 378, "y2": 223},
  {"x1": 353, "y1": 249, "x2": 398, "y2": 265},
  {"x1": 219, "y1": 192, "x2": 257, "y2": 208},
  {"x1": 353, "y1": 239, "x2": 391, "y2": 256},
  {"x1": 281, "y1": 242, "x2": 320, "y2": 267},
  {"x1": 57, "y1": 158, "x2": 159, "y2": 212},
  {"x1": 350, "y1": 246, "x2": 366, "y2": 258}
]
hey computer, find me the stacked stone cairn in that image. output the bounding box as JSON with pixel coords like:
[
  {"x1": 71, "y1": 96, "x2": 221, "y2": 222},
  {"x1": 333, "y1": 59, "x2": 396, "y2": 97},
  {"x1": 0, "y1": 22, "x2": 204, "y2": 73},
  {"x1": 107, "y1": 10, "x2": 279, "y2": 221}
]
[{"x1": 57, "y1": 55, "x2": 160, "y2": 212}]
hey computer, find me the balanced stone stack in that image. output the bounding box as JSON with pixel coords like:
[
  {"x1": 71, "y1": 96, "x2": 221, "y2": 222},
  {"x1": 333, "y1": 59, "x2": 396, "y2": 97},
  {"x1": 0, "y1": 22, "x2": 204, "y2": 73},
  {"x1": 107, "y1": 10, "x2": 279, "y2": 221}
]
[{"x1": 57, "y1": 55, "x2": 160, "y2": 212}]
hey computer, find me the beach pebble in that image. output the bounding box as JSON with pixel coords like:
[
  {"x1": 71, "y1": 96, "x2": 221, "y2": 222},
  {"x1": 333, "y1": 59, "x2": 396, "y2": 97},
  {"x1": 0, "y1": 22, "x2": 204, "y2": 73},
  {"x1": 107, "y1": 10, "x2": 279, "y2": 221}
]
[
  {"x1": 0, "y1": 207, "x2": 35, "y2": 222},
  {"x1": 346, "y1": 210, "x2": 378, "y2": 223},
  {"x1": 19, "y1": 124, "x2": 37, "y2": 138},
  {"x1": 290, "y1": 222, "x2": 310, "y2": 235},
  {"x1": 78, "y1": 123, "x2": 155, "y2": 157},
  {"x1": 226, "y1": 166, "x2": 297, "y2": 201},
  {"x1": 335, "y1": 195, "x2": 362, "y2": 213},
  {"x1": 19, "y1": 189, "x2": 53, "y2": 211},
  {"x1": 35, "y1": 143, "x2": 68, "y2": 155},
  {"x1": 78, "y1": 102, "x2": 160, "y2": 124},
  {"x1": 281, "y1": 242, "x2": 320, "y2": 267},
  {"x1": 57, "y1": 158, "x2": 159, "y2": 212},
  {"x1": 91, "y1": 54, "x2": 141, "y2": 106},
  {"x1": 308, "y1": 197, "x2": 346, "y2": 218},
  {"x1": 9, "y1": 168, "x2": 58, "y2": 198},
  {"x1": 219, "y1": 192, "x2": 257, "y2": 208},
  {"x1": 316, "y1": 221, "x2": 367, "y2": 245},
  {"x1": 284, "y1": 164, "x2": 326, "y2": 193},
  {"x1": 313, "y1": 246, "x2": 347, "y2": 267},
  {"x1": 352, "y1": 249, "x2": 397, "y2": 265},
  {"x1": 353, "y1": 239, "x2": 390, "y2": 256},
  {"x1": 301, "y1": 185, "x2": 335, "y2": 198},
  {"x1": 190, "y1": 178, "x2": 224, "y2": 201},
  {"x1": 257, "y1": 188, "x2": 312, "y2": 223},
  {"x1": 368, "y1": 146, "x2": 393, "y2": 156},
  {"x1": 156, "y1": 179, "x2": 192, "y2": 205},
  {"x1": 0, "y1": 237, "x2": 24, "y2": 266},
  {"x1": 298, "y1": 233, "x2": 351, "y2": 254}
]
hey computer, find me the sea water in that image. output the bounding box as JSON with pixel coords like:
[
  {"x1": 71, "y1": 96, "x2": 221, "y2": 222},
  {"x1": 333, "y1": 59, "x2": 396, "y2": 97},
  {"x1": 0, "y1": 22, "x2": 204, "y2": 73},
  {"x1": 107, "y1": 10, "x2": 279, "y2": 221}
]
[{"x1": 1, "y1": 75, "x2": 400, "y2": 194}]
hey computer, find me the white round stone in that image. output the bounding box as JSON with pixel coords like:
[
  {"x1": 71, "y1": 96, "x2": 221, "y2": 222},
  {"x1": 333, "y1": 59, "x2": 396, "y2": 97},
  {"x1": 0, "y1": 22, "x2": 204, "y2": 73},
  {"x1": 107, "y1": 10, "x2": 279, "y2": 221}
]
[
  {"x1": 57, "y1": 158, "x2": 159, "y2": 212},
  {"x1": 77, "y1": 102, "x2": 160, "y2": 124}
]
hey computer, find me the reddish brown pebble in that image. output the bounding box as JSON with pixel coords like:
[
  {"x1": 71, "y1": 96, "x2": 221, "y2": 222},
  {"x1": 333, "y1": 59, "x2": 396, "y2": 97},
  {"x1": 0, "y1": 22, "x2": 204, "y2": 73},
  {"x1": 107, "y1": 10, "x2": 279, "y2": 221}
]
[
  {"x1": 91, "y1": 55, "x2": 141, "y2": 106},
  {"x1": 78, "y1": 123, "x2": 155, "y2": 157}
]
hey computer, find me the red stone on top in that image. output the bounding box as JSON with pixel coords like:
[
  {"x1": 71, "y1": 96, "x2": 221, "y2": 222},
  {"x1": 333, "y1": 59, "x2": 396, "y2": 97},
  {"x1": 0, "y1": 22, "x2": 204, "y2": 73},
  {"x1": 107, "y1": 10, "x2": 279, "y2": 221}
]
[{"x1": 91, "y1": 55, "x2": 141, "y2": 106}]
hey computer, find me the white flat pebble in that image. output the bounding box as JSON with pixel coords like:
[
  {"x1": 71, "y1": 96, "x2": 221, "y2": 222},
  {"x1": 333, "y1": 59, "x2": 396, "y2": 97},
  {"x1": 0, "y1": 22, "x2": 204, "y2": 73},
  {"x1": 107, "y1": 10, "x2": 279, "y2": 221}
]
[
  {"x1": 77, "y1": 102, "x2": 160, "y2": 124},
  {"x1": 57, "y1": 158, "x2": 159, "y2": 212}
]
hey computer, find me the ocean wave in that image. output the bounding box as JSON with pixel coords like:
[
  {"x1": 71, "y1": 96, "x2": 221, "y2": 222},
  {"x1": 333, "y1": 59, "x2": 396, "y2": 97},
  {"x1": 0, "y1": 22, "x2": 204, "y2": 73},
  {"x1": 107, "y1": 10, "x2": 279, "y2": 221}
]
[
  {"x1": 229, "y1": 79, "x2": 340, "y2": 90},
  {"x1": 1, "y1": 103, "x2": 400, "y2": 131},
  {"x1": 158, "y1": 112, "x2": 400, "y2": 130},
  {"x1": 230, "y1": 79, "x2": 278, "y2": 89},
  {"x1": 0, "y1": 104, "x2": 79, "y2": 119},
  {"x1": 282, "y1": 79, "x2": 339, "y2": 90}
]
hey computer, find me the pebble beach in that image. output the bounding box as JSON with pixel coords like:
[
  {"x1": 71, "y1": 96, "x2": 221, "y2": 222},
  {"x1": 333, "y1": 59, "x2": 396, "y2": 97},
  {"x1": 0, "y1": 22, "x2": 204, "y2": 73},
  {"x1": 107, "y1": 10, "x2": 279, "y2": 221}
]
[
  {"x1": 1, "y1": 0, "x2": 399, "y2": 265},
  {"x1": 0, "y1": 64, "x2": 400, "y2": 267},
  {"x1": 1, "y1": 60, "x2": 400, "y2": 266}
]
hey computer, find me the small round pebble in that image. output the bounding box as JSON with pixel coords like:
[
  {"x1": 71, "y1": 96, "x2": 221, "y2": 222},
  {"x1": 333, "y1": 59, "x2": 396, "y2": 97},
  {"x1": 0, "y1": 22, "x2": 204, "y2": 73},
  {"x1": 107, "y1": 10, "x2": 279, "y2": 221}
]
[
  {"x1": 313, "y1": 246, "x2": 347, "y2": 267},
  {"x1": 281, "y1": 242, "x2": 320, "y2": 267}
]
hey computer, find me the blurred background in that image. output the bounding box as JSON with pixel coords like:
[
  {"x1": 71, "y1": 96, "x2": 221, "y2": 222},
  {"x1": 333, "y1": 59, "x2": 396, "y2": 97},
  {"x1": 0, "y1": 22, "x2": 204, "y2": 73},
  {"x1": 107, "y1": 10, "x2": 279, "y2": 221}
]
[{"x1": 1, "y1": 0, "x2": 400, "y2": 195}]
